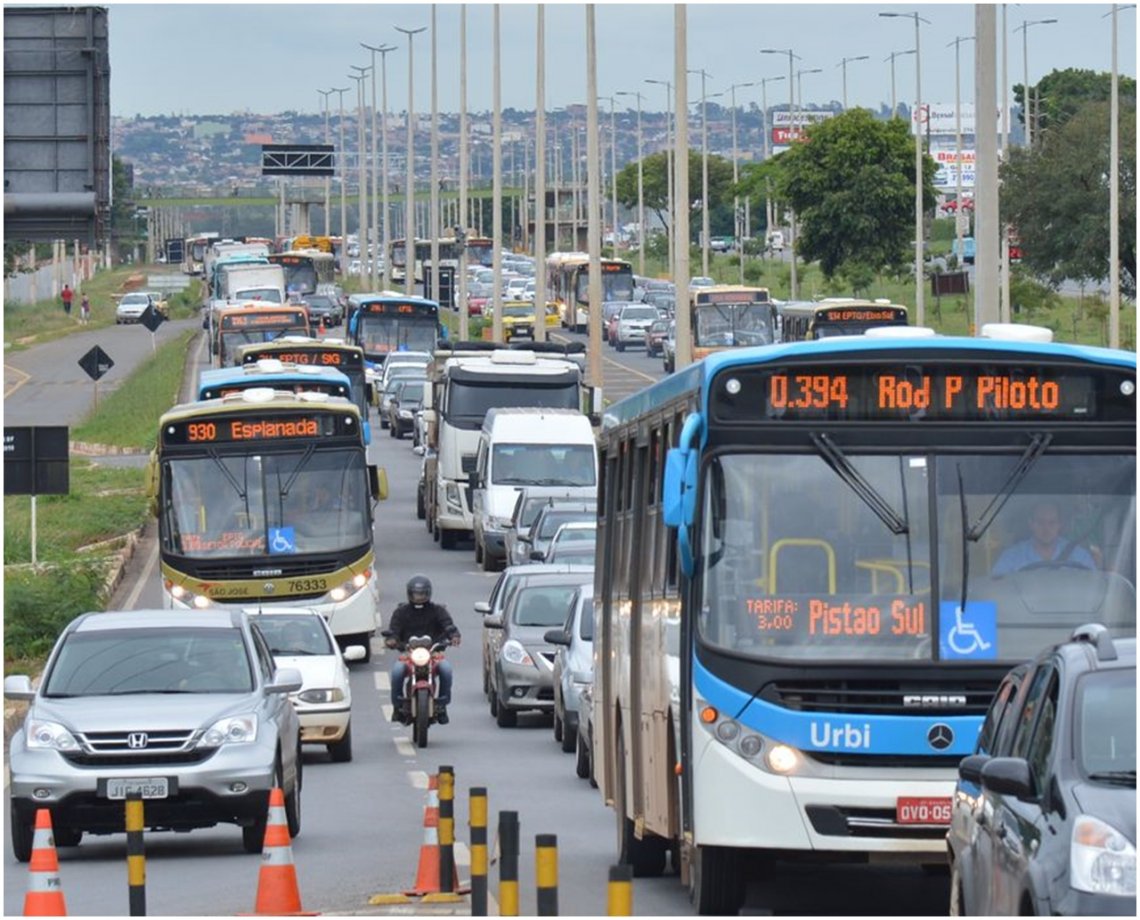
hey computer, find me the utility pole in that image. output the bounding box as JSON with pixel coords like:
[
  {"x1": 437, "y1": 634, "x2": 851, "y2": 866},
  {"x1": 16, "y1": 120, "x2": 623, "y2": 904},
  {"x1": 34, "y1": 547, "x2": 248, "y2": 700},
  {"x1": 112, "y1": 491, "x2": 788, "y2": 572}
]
[
  {"x1": 395, "y1": 24, "x2": 426, "y2": 296},
  {"x1": 318, "y1": 89, "x2": 333, "y2": 236},
  {"x1": 492, "y1": 4, "x2": 503, "y2": 342},
  {"x1": 948, "y1": 34, "x2": 975, "y2": 269},
  {"x1": 646, "y1": 78, "x2": 673, "y2": 278},
  {"x1": 459, "y1": 6, "x2": 469, "y2": 340},
  {"x1": 535, "y1": 5, "x2": 547, "y2": 342},
  {"x1": 837, "y1": 55, "x2": 869, "y2": 110},
  {"x1": 688, "y1": 67, "x2": 712, "y2": 278},
  {"x1": 759, "y1": 75, "x2": 785, "y2": 245},
  {"x1": 674, "y1": 6, "x2": 691, "y2": 368},
  {"x1": 616, "y1": 90, "x2": 645, "y2": 277},
  {"x1": 586, "y1": 4, "x2": 603, "y2": 390},
  {"x1": 349, "y1": 65, "x2": 370, "y2": 279},
  {"x1": 727, "y1": 81, "x2": 754, "y2": 283},
  {"x1": 430, "y1": 5, "x2": 440, "y2": 306},
  {"x1": 333, "y1": 86, "x2": 350, "y2": 274},
  {"x1": 363, "y1": 42, "x2": 397, "y2": 292}
]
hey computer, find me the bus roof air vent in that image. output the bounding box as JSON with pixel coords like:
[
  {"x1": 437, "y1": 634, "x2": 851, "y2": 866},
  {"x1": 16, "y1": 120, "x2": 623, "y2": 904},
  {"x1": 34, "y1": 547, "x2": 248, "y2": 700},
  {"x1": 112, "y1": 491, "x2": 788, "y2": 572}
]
[
  {"x1": 980, "y1": 323, "x2": 1054, "y2": 343},
  {"x1": 490, "y1": 349, "x2": 538, "y2": 365},
  {"x1": 240, "y1": 387, "x2": 277, "y2": 404},
  {"x1": 254, "y1": 359, "x2": 285, "y2": 374},
  {"x1": 863, "y1": 325, "x2": 938, "y2": 339},
  {"x1": 297, "y1": 391, "x2": 331, "y2": 403}
]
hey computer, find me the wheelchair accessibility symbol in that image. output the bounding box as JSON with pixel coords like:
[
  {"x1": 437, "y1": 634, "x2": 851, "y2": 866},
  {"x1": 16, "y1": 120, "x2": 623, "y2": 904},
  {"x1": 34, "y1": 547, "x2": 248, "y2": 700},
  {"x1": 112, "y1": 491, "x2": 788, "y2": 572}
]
[
  {"x1": 269, "y1": 527, "x2": 297, "y2": 555},
  {"x1": 940, "y1": 601, "x2": 997, "y2": 659}
]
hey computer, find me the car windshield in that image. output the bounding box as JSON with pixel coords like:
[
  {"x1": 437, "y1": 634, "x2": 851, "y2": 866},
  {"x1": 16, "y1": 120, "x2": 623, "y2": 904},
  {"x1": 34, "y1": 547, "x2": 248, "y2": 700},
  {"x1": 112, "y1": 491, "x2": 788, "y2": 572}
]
[
  {"x1": 43, "y1": 627, "x2": 254, "y2": 696},
  {"x1": 1076, "y1": 669, "x2": 1136, "y2": 779},
  {"x1": 550, "y1": 546, "x2": 596, "y2": 566},
  {"x1": 493, "y1": 444, "x2": 596, "y2": 487},
  {"x1": 553, "y1": 525, "x2": 597, "y2": 545},
  {"x1": 161, "y1": 448, "x2": 372, "y2": 558},
  {"x1": 121, "y1": 294, "x2": 149, "y2": 305},
  {"x1": 255, "y1": 615, "x2": 335, "y2": 656},
  {"x1": 511, "y1": 584, "x2": 579, "y2": 627},
  {"x1": 537, "y1": 509, "x2": 596, "y2": 540},
  {"x1": 621, "y1": 306, "x2": 658, "y2": 321},
  {"x1": 699, "y1": 452, "x2": 1135, "y2": 662}
]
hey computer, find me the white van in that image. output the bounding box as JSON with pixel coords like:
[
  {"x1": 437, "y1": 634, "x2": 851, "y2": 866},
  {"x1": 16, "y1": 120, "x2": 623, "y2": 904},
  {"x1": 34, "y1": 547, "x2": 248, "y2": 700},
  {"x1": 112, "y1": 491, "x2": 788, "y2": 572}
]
[{"x1": 472, "y1": 407, "x2": 597, "y2": 572}]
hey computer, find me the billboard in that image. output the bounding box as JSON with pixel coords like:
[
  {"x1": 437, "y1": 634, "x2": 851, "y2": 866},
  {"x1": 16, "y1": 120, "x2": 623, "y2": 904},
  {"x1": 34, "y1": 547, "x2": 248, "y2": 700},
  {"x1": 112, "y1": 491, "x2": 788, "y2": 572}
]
[
  {"x1": 770, "y1": 110, "x2": 835, "y2": 155},
  {"x1": 931, "y1": 146, "x2": 976, "y2": 189}
]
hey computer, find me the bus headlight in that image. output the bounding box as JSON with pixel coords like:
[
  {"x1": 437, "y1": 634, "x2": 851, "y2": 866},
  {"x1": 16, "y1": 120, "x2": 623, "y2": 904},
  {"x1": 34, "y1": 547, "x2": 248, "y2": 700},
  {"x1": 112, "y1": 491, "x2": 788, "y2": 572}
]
[
  {"x1": 445, "y1": 483, "x2": 464, "y2": 513},
  {"x1": 329, "y1": 570, "x2": 371, "y2": 603},
  {"x1": 696, "y1": 697, "x2": 765, "y2": 765},
  {"x1": 167, "y1": 581, "x2": 215, "y2": 609},
  {"x1": 766, "y1": 744, "x2": 800, "y2": 774}
]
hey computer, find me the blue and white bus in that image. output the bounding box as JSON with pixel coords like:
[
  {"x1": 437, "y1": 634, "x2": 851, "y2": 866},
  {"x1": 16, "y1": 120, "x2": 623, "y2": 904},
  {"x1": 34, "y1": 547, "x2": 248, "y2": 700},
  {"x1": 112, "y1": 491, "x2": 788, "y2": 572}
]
[{"x1": 591, "y1": 326, "x2": 1136, "y2": 913}]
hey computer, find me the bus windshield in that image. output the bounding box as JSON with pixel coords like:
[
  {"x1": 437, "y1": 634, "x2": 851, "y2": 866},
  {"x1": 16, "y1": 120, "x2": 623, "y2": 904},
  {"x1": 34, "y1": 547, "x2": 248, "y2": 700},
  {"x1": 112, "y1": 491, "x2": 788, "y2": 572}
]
[
  {"x1": 575, "y1": 270, "x2": 634, "y2": 304},
  {"x1": 699, "y1": 451, "x2": 1135, "y2": 663},
  {"x1": 356, "y1": 315, "x2": 437, "y2": 359},
  {"x1": 694, "y1": 303, "x2": 775, "y2": 348},
  {"x1": 161, "y1": 448, "x2": 372, "y2": 558},
  {"x1": 468, "y1": 241, "x2": 494, "y2": 267},
  {"x1": 219, "y1": 329, "x2": 302, "y2": 366}
]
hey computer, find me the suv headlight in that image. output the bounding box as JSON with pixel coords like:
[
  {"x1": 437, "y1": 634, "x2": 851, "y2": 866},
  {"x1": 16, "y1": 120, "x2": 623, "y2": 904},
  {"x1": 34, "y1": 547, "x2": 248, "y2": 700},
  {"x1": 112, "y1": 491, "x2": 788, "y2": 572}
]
[
  {"x1": 1071, "y1": 815, "x2": 1136, "y2": 896},
  {"x1": 198, "y1": 715, "x2": 258, "y2": 748},
  {"x1": 25, "y1": 719, "x2": 80, "y2": 752},
  {"x1": 329, "y1": 569, "x2": 371, "y2": 603},
  {"x1": 501, "y1": 639, "x2": 534, "y2": 667}
]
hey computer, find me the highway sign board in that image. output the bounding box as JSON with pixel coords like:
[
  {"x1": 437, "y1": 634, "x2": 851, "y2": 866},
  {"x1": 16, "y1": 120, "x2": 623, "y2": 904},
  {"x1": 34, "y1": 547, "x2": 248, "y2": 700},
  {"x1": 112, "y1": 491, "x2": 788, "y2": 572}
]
[
  {"x1": 4, "y1": 426, "x2": 69, "y2": 496},
  {"x1": 139, "y1": 305, "x2": 165, "y2": 333},
  {"x1": 78, "y1": 345, "x2": 114, "y2": 381}
]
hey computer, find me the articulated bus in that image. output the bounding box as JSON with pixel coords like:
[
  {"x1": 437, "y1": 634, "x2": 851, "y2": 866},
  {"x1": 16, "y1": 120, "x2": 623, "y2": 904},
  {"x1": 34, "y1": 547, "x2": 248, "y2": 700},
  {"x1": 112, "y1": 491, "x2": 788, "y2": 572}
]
[
  {"x1": 151, "y1": 389, "x2": 387, "y2": 656},
  {"x1": 546, "y1": 252, "x2": 636, "y2": 332},
  {"x1": 347, "y1": 294, "x2": 443, "y2": 378},
  {"x1": 268, "y1": 250, "x2": 337, "y2": 297},
  {"x1": 689, "y1": 285, "x2": 777, "y2": 362},
  {"x1": 388, "y1": 234, "x2": 494, "y2": 284},
  {"x1": 212, "y1": 305, "x2": 310, "y2": 367},
  {"x1": 592, "y1": 326, "x2": 1135, "y2": 913},
  {"x1": 237, "y1": 338, "x2": 374, "y2": 444},
  {"x1": 776, "y1": 298, "x2": 909, "y2": 341}
]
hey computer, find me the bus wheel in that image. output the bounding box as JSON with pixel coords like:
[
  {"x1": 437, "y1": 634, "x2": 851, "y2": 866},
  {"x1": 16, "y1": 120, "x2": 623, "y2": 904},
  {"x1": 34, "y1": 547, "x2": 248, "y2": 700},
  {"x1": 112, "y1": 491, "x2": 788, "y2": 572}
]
[
  {"x1": 614, "y1": 733, "x2": 668, "y2": 877},
  {"x1": 689, "y1": 844, "x2": 744, "y2": 915},
  {"x1": 440, "y1": 528, "x2": 458, "y2": 550}
]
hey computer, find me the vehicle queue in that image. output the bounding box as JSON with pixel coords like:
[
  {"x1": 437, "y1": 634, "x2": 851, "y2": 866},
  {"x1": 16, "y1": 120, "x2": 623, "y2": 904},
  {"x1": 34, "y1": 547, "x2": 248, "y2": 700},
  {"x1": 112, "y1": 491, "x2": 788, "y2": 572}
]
[{"x1": 5, "y1": 241, "x2": 1135, "y2": 918}]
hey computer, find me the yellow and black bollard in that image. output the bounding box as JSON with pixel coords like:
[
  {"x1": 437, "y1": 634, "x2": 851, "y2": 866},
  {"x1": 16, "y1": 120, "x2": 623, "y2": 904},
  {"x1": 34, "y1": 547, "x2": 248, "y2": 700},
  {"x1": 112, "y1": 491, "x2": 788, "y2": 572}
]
[
  {"x1": 535, "y1": 834, "x2": 559, "y2": 916},
  {"x1": 437, "y1": 765, "x2": 456, "y2": 892},
  {"x1": 498, "y1": 810, "x2": 520, "y2": 916},
  {"x1": 469, "y1": 787, "x2": 489, "y2": 916},
  {"x1": 125, "y1": 793, "x2": 146, "y2": 916},
  {"x1": 607, "y1": 863, "x2": 632, "y2": 915}
]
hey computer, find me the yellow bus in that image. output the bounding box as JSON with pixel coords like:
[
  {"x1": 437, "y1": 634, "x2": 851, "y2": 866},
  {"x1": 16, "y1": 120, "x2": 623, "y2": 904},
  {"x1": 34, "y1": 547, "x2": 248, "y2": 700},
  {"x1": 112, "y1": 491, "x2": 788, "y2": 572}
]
[
  {"x1": 545, "y1": 252, "x2": 635, "y2": 332},
  {"x1": 212, "y1": 304, "x2": 310, "y2": 367},
  {"x1": 776, "y1": 298, "x2": 909, "y2": 341},
  {"x1": 689, "y1": 285, "x2": 777, "y2": 363}
]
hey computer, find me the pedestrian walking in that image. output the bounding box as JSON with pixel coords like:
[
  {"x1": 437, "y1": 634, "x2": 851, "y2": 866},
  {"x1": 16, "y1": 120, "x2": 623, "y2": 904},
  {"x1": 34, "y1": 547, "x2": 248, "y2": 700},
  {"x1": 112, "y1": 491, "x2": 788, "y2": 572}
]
[
  {"x1": 61, "y1": 284, "x2": 74, "y2": 316},
  {"x1": 79, "y1": 294, "x2": 91, "y2": 325}
]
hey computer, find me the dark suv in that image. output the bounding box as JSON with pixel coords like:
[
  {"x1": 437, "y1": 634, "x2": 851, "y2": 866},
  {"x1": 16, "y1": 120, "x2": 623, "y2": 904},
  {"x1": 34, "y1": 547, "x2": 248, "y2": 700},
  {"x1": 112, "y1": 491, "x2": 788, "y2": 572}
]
[{"x1": 947, "y1": 624, "x2": 1136, "y2": 916}]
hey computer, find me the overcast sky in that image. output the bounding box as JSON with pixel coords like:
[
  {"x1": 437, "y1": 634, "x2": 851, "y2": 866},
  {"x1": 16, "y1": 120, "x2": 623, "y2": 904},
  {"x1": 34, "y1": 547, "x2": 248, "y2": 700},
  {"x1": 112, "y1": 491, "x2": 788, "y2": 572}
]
[{"x1": 104, "y1": 2, "x2": 1136, "y2": 117}]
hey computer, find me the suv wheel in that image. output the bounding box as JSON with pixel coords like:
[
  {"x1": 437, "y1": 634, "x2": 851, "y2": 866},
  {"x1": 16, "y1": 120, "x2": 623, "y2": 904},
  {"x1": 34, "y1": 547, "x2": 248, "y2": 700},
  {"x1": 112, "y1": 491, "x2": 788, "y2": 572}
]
[{"x1": 10, "y1": 804, "x2": 34, "y2": 863}]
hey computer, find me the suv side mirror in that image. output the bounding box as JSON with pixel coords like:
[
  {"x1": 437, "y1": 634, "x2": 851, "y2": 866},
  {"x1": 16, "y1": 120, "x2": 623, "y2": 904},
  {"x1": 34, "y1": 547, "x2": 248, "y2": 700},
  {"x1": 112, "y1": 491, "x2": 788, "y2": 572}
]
[
  {"x1": 957, "y1": 753, "x2": 990, "y2": 785},
  {"x1": 543, "y1": 629, "x2": 571, "y2": 646}
]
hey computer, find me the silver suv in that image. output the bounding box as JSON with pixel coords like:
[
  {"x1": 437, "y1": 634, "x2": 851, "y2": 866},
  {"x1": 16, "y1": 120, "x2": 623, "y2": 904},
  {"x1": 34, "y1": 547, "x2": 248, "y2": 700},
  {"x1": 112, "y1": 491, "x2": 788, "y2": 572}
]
[{"x1": 5, "y1": 609, "x2": 304, "y2": 861}]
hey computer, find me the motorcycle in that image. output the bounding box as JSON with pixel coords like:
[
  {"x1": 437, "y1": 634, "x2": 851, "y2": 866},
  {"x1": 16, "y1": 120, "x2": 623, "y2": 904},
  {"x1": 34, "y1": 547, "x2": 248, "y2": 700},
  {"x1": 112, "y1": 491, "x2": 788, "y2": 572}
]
[{"x1": 396, "y1": 634, "x2": 450, "y2": 748}]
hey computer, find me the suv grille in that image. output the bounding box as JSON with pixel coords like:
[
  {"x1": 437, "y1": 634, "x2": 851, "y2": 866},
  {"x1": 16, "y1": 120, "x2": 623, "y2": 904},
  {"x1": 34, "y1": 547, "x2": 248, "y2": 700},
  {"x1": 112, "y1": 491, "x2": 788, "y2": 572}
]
[
  {"x1": 63, "y1": 729, "x2": 214, "y2": 767},
  {"x1": 762, "y1": 677, "x2": 999, "y2": 716}
]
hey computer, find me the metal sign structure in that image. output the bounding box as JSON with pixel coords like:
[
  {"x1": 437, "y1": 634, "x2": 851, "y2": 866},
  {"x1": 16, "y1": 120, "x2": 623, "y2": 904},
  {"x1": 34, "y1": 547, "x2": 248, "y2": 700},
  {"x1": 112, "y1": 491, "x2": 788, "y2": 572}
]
[
  {"x1": 261, "y1": 145, "x2": 335, "y2": 177},
  {"x1": 78, "y1": 345, "x2": 114, "y2": 381},
  {"x1": 4, "y1": 426, "x2": 69, "y2": 496}
]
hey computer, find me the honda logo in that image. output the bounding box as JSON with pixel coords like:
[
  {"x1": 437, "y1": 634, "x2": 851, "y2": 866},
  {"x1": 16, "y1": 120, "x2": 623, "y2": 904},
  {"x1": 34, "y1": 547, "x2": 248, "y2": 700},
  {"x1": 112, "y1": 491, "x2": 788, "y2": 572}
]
[
  {"x1": 927, "y1": 723, "x2": 954, "y2": 751},
  {"x1": 127, "y1": 732, "x2": 148, "y2": 750},
  {"x1": 904, "y1": 694, "x2": 967, "y2": 709}
]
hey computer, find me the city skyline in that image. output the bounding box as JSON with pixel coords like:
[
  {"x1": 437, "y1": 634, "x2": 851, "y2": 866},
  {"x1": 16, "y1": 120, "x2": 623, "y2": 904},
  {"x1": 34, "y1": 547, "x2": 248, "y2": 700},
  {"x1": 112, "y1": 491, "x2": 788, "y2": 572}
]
[{"x1": 106, "y1": 3, "x2": 1136, "y2": 117}]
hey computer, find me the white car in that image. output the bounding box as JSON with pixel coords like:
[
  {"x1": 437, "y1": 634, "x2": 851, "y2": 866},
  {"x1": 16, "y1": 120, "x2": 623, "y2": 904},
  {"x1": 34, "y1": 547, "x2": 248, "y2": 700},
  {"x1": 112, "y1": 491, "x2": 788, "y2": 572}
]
[
  {"x1": 115, "y1": 292, "x2": 153, "y2": 323},
  {"x1": 247, "y1": 608, "x2": 365, "y2": 762}
]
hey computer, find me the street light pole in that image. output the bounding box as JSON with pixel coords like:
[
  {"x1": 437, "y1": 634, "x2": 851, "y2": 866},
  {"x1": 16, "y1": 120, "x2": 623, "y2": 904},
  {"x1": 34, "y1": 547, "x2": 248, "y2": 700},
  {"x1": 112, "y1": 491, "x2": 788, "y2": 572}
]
[
  {"x1": 1016, "y1": 18, "x2": 1058, "y2": 148},
  {"x1": 759, "y1": 75, "x2": 785, "y2": 242},
  {"x1": 395, "y1": 24, "x2": 426, "y2": 296},
  {"x1": 1106, "y1": 4, "x2": 1135, "y2": 348},
  {"x1": 947, "y1": 35, "x2": 974, "y2": 266},
  {"x1": 885, "y1": 49, "x2": 915, "y2": 119},
  {"x1": 597, "y1": 95, "x2": 617, "y2": 253},
  {"x1": 880, "y1": 10, "x2": 930, "y2": 326},
  {"x1": 535, "y1": 4, "x2": 547, "y2": 342},
  {"x1": 333, "y1": 86, "x2": 350, "y2": 273},
  {"x1": 349, "y1": 65, "x2": 371, "y2": 280},
  {"x1": 586, "y1": 4, "x2": 603, "y2": 389},
  {"x1": 1001, "y1": 7, "x2": 1011, "y2": 322},
  {"x1": 363, "y1": 42, "x2": 397, "y2": 291},
  {"x1": 492, "y1": 4, "x2": 502, "y2": 342},
  {"x1": 837, "y1": 55, "x2": 869, "y2": 110},
  {"x1": 616, "y1": 90, "x2": 645, "y2": 277},
  {"x1": 687, "y1": 68, "x2": 713, "y2": 278},
  {"x1": 318, "y1": 89, "x2": 334, "y2": 236},
  {"x1": 429, "y1": 5, "x2": 441, "y2": 306},
  {"x1": 459, "y1": 6, "x2": 469, "y2": 340},
  {"x1": 761, "y1": 48, "x2": 800, "y2": 298},
  {"x1": 646, "y1": 78, "x2": 673, "y2": 279},
  {"x1": 726, "y1": 81, "x2": 754, "y2": 283},
  {"x1": 674, "y1": 5, "x2": 690, "y2": 368}
]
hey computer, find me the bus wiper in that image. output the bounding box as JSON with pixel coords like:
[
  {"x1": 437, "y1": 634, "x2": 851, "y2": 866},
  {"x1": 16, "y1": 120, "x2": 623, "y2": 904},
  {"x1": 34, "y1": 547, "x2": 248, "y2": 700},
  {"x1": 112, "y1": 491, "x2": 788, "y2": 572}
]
[
  {"x1": 1086, "y1": 770, "x2": 1136, "y2": 785},
  {"x1": 279, "y1": 445, "x2": 317, "y2": 497},
  {"x1": 208, "y1": 449, "x2": 247, "y2": 503},
  {"x1": 964, "y1": 433, "x2": 1052, "y2": 542},
  {"x1": 957, "y1": 464, "x2": 971, "y2": 614},
  {"x1": 811, "y1": 433, "x2": 909, "y2": 535}
]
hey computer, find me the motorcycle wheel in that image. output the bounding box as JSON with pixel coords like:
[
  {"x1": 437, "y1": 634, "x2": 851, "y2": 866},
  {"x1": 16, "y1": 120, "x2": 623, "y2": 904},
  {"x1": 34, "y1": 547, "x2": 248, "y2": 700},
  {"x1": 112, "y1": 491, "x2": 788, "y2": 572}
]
[{"x1": 413, "y1": 687, "x2": 431, "y2": 748}]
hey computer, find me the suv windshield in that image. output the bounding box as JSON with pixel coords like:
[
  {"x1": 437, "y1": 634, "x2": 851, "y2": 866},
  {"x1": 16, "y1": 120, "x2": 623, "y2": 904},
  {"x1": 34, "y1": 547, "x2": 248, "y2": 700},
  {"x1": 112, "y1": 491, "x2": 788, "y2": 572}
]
[{"x1": 44, "y1": 627, "x2": 254, "y2": 696}]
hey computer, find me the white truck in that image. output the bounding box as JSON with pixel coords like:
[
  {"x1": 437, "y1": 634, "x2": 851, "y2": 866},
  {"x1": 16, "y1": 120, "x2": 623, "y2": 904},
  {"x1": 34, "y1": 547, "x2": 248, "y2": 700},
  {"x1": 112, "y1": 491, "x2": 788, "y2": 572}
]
[
  {"x1": 206, "y1": 263, "x2": 288, "y2": 360},
  {"x1": 418, "y1": 343, "x2": 595, "y2": 551}
]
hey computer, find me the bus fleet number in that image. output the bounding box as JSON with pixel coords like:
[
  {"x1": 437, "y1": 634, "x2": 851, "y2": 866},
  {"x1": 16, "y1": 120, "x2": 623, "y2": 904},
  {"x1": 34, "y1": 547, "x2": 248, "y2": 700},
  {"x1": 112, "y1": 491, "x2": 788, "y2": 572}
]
[{"x1": 769, "y1": 374, "x2": 849, "y2": 411}]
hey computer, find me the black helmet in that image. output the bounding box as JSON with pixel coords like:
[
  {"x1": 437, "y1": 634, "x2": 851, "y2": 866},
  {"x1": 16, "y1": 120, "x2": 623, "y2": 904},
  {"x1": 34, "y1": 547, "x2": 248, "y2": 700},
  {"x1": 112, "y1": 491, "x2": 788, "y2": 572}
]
[{"x1": 406, "y1": 575, "x2": 432, "y2": 608}]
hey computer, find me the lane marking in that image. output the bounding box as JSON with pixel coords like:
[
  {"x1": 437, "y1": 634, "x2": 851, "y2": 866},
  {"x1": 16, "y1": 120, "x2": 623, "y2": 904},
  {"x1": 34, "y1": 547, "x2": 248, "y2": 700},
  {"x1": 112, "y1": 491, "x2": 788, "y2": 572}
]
[
  {"x1": 547, "y1": 330, "x2": 659, "y2": 384},
  {"x1": 123, "y1": 537, "x2": 159, "y2": 611},
  {"x1": 409, "y1": 770, "x2": 429, "y2": 790},
  {"x1": 4, "y1": 364, "x2": 31, "y2": 398},
  {"x1": 394, "y1": 737, "x2": 417, "y2": 758}
]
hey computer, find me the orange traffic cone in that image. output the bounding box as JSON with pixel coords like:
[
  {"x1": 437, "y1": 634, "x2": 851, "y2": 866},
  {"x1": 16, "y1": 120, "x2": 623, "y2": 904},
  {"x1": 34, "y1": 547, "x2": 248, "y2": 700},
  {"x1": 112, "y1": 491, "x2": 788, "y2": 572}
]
[
  {"x1": 23, "y1": 809, "x2": 67, "y2": 916},
  {"x1": 403, "y1": 774, "x2": 443, "y2": 896},
  {"x1": 252, "y1": 788, "x2": 304, "y2": 915},
  {"x1": 317, "y1": 315, "x2": 326, "y2": 338}
]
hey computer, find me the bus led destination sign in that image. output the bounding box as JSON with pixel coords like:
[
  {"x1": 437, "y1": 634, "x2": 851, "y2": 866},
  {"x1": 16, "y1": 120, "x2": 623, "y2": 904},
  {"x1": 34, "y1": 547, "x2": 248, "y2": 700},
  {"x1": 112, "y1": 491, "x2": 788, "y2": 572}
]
[
  {"x1": 713, "y1": 363, "x2": 1133, "y2": 421},
  {"x1": 163, "y1": 413, "x2": 347, "y2": 445},
  {"x1": 242, "y1": 348, "x2": 361, "y2": 369},
  {"x1": 221, "y1": 310, "x2": 307, "y2": 329}
]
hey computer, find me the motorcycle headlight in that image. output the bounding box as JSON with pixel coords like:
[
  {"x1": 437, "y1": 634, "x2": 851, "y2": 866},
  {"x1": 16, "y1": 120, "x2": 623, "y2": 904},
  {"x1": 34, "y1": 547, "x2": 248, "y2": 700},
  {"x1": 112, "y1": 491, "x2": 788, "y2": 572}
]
[
  {"x1": 409, "y1": 647, "x2": 432, "y2": 667},
  {"x1": 297, "y1": 688, "x2": 345, "y2": 704},
  {"x1": 1071, "y1": 815, "x2": 1137, "y2": 896},
  {"x1": 25, "y1": 719, "x2": 80, "y2": 752},
  {"x1": 198, "y1": 715, "x2": 258, "y2": 748},
  {"x1": 328, "y1": 569, "x2": 370, "y2": 603},
  {"x1": 501, "y1": 639, "x2": 534, "y2": 667}
]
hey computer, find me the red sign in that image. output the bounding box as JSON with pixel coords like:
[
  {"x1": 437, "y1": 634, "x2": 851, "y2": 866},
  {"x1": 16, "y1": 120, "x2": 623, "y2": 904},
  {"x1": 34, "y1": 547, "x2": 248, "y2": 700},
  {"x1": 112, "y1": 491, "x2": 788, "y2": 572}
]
[{"x1": 896, "y1": 797, "x2": 952, "y2": 825}]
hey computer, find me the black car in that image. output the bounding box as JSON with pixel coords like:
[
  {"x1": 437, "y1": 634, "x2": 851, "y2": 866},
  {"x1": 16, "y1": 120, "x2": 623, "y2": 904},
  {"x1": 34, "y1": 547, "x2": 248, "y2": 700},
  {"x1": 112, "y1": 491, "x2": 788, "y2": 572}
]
[
  {"x1": 947, "y1": 625, "x2": 1136, "y2": 916},
  {"x1": 302, "y1": 294, "x2": 342, "y2": 327}
]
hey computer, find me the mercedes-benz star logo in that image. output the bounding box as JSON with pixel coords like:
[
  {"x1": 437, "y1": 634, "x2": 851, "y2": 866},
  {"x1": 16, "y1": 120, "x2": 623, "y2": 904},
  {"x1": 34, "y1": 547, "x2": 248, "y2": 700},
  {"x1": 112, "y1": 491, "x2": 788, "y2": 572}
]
[{"x1": 927, "y1": 723, "x2": 954, "y2": 751}]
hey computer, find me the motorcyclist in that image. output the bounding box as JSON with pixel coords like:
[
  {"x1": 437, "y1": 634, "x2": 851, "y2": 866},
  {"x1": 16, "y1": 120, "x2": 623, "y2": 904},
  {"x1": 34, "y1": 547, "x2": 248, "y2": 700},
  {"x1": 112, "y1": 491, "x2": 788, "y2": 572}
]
[{"x1": 383, "y1": 575, "x2": 460, "y2": 724}]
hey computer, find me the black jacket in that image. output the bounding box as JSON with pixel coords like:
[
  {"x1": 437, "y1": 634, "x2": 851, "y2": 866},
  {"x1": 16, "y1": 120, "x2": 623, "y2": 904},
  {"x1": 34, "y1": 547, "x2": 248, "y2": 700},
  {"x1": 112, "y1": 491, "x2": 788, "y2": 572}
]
[{"x1": 384, "y1": 602, "x2": 459, "y2": 646}]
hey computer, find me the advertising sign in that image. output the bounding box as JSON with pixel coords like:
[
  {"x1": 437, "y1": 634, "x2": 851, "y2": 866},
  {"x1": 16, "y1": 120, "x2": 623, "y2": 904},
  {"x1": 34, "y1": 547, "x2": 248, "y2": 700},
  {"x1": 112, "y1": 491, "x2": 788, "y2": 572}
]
[{"x1": 931, "y1": 147, "x2": 977, "y2": 189}]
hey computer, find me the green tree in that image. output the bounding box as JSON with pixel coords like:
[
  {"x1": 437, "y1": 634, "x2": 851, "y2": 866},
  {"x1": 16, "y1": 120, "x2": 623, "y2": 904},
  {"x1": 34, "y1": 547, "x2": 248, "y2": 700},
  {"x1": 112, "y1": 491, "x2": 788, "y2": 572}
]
[
  {"x1": 1001, "y1": 100, "x2": 1136, "y2": 297},
  {"x1": 747, "y1": 109, "x2": 937, "y2": 279},
  {"x1": 615, "y1": 150, "x2": 735, "y2": 242},
  {"x1": 1016, "y1": 67, "x2": 1137, "y2": 137}
]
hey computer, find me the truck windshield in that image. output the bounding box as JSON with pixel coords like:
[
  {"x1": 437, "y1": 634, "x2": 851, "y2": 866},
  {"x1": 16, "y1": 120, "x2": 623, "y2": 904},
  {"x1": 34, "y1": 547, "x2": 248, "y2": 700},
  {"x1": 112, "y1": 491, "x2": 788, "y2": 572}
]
[{"x1": 446, "y1": 380, "x2": 579, "y2": 425}]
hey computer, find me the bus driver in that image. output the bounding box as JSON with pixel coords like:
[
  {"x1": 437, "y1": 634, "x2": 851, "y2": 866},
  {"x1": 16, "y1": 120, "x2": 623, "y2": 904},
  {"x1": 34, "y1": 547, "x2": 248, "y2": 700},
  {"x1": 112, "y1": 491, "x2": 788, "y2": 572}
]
[{"x1": 992, "y1": 500, "x2": 1097, "y2": 576}]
